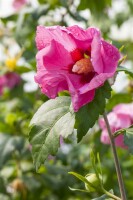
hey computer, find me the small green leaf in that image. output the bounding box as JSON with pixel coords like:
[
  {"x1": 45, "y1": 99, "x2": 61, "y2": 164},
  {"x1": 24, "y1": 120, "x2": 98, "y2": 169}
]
[
  {"x1": 90, "y1": 151, "x2": 102, "y2": 183},
  {"x1": 117, "y1": 66, "x2": 133, "y2": 78},
  {"x1": 124, "y1": 126, "x2": 133, "y2": 154},
  {"x1": 29, "y1": 96, "x2": 75, "y2": 171},
  {"x1": 69, "y1": 187, "x2": 89, "y2": 193},
  {"x1": 68, "y1": 171, "x2": 94, "y2": 186},
  {"x1": 68, "y1": 171, "x2": 97, "y2": 192},
  {"x1": 119, "y1": 45, "x2": 124, "y2": 52},
  {"x1": 113, "y1": 128, "x2": 126, "y2": 138},
  {"x1": 15, "y1": 66, "x2": 31, "y2": 74},
  {"x1": 118, "y1": 55, "x2": 127, "y2": 65},
  {"x1": 75, "y1": 81, "x2": 111, "y2": 142},
  {"x1": 97, "y1": 153, "x2": 103, "y2": 183}
]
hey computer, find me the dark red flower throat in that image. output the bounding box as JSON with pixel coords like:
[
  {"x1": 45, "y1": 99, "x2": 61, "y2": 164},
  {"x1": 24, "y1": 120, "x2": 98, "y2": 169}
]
[{"x1": 70, "y1": 47, "x2": 93, "y2": 75}]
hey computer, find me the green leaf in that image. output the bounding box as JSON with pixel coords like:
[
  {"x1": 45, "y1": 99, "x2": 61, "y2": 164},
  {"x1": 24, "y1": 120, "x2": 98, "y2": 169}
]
[
  {"x1": 15, "y1": 66, "x2": 31, "y2": 74},
  {"x1": 90, "y1": 151, "x2": 99, "y2": 179},
  {"x1": 0, "y1": 134, "x2": 25, "y2": 169},
  {"x1": 124, "y1": 126, "x2": 133, "y2": 154},
  {"x1": 75, "y1": 82, "x2": 111, "y2": 142},
  {"x1": 106, "y1": 93, "x2": 132, "y2": 111},
  {"x1": 97, "y1": 153, "x2": 103, "y2": 178},
  {"x1": 113, "y1": 128, "x2": 125, "y2": 138},
  {"x1": 69, "y1": 187, "x2": 89, "y2": 193},
  {"x1": 119, "y1": 45, "x2": 124, "y2": 52},
  {"x1": 29, "y1": 96, "x2": 75, "y2": 171},
  {"x1": 68, "y1": 171, "x2": 96, "y2": 189},
  {"x1": 117, "y1": 66, "x2": 133, "y2": 78},
  {"x1": 89, "y1": 151, "x2": 103, "y2": 185}
]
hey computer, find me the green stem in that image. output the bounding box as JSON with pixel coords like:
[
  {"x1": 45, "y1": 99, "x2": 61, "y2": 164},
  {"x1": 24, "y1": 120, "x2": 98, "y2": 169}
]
[
  {"x1": 102, "y1": 188, "x2": 121, "y2": 200},
  {"x1": 113, "y1": 129, "x2": 125, "y2": 138},
  {"x1": 103, "y1": 112, "x2": 127, "y2": 200}
]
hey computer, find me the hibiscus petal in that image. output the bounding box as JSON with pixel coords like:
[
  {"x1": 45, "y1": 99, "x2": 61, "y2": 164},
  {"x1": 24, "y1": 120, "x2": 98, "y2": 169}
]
[
  {"x1": 36, "y1": 25, "x2": 76, "y2": 52},
  {"x1": 99, "y1": 112, "x2": 131, "y2": 131},
  {"x1": 99, "y1": 112, "x2": 118, "y2": 130},
  {"x1": 99, "y1": 109, "x2": 130, "y2": 149},
  {"x1": 63, "y1": 73, "x2": 95, "y2": 111},
  {"x1": 115, "y1": 135, "x2": 127, "y2": 149},
  {"x1": 101, "y1": 129, "x2": 127, "y2": 149},
  {"x1": 101, "y1": 40, "x2": 120, "y2": 73},
  {"x1": 101, "y1": 129, "x2": 110, "y2": 144},
  {"x1": 36, "y1": 40, "x2": 73, "y2": 71},
  {"x1": 35, "y1": 69, "x2": 95, "y2": 111},
  {"x1": 91, "y1": 33, "x2": 104, "y2": 73},
  {"x1": 113, "y1": 103, "x2": 133, "y2": 120},
  {"x1": 71, "y1": 89, "x2": 95, "y2": 112},
  {"x1": 79, "y1": 73, "x2": 113, "y2": 94},
  {"x1": 67, "y1": 25, "x2": 100, "y2": 50},
  {"x1": 35, "y1": 70, "x2": 68, "y2": 98},
  {"x1": 116, "y1": 113, "x2": 131, "y2": 128}
]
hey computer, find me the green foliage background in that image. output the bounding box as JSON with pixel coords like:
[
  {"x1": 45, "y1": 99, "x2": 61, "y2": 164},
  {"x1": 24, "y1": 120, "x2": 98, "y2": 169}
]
[{"x1": 0, "y1": 0, "x2": 133, "y2": 199}]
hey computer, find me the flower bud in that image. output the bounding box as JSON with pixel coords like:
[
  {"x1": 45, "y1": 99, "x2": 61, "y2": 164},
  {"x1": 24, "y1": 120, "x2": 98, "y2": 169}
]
[{"x1": 85, "y1": 173, "x2": 100, "y2": 192}]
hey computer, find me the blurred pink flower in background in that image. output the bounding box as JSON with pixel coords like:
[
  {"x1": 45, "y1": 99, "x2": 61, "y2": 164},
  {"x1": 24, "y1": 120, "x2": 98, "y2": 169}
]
[
  {"x1": 0, "y1": 72, "x2": 21, "y2": 96},
  {"x1": 12, "y1": 0, "x2": 27, "y2": 10},
  {"x1": 0, "y1": 76, "x2": 6, "y2": 95},
  {"x1": 35, "y1": 25, "x2": 120, "y2": 111},
  {"x1": 99, "y1": 103, "x2": 133, "y2": 148}
]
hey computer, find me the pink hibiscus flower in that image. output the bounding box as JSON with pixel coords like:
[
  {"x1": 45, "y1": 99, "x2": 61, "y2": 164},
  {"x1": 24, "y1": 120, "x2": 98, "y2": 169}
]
[
  {"x1": 99, "y1": 103, "x2": 133, "y2": 148},
  {"x1": 0, "y1": 72, "x2": 21, "y2": 96},
  {"x1": 35, "y1": 25, "x2": 120, "y2": 111},
  {"x1": 12, "y1": 0, "x2": 27, "y2": 10}
]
